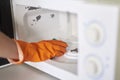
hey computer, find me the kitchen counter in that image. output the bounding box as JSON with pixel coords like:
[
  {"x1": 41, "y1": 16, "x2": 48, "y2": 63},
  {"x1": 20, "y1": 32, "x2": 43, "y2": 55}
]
[{"x1": 0, "y1": 64, "x2": 59, "y2": 80}]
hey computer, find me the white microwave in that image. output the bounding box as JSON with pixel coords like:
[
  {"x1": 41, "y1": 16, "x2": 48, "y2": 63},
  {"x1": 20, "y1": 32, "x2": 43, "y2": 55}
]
[{"x1": 11, "y1": 0, "x2": 120, "y2": 80}]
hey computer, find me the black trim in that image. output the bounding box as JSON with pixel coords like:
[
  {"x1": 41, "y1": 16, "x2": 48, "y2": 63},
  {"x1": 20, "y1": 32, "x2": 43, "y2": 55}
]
[
  {"x1": 0, "y1": 0, "x2": 14, "y2": 65},
  {"x1": 0, "y1": 0, "x2": 14, "y2": 38}
]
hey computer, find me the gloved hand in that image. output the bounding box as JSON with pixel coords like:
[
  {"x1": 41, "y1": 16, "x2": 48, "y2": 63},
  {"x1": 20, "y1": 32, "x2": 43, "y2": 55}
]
[{"x1": 9, "y1": 40, "x2": 68, "y2": 64}]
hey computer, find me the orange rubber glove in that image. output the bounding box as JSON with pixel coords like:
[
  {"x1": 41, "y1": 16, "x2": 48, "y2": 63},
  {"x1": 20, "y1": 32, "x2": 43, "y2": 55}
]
[{"x1": 8, "y1": 40, "x2": 68, "y2": 64}]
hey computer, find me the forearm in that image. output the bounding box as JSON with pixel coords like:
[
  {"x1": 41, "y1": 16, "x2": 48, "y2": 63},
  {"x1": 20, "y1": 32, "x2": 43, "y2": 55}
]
[{"x1": 0, "y1": 32, "x2": 18, "y2": 59}]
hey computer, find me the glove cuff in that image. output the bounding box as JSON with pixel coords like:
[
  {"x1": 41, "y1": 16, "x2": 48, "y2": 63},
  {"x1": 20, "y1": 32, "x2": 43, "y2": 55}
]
[{"x1": 7, "y1": 40, "x2": 24, "y2": 64}]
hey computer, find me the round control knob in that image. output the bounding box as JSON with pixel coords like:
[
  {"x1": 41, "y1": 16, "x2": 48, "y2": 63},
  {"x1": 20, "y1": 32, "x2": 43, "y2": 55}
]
[
  {"x1": 85, "y1": 57, "x2": 103, "y2": 77},
  {"x1": 86, "y1": 23, "x2": 104, "y2": 44}
]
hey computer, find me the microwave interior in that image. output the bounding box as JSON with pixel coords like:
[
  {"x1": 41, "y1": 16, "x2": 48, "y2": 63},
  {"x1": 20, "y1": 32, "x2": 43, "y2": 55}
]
[{"x1": 14, "y1": 4, "x2": 79, "y2": 65}]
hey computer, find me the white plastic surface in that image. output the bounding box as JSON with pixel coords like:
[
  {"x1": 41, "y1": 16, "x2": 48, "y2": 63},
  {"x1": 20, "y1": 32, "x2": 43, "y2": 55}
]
[
  {"x1": 26, "y1": 60, "x2": 78, "y2": 80},
  {"x1": 85, "y1": 57, "x2": 103, "y2": 77},
  {"x1": 12, "y1": 3, "x2": 79, "y2": 80},
  {"x1": 12, "y1": 0, "x2": 120, "y2": 80},
  {"x1": 78, "y1": 3, "x2": 119, "y2": 80},
  {"x1": 86, "y1": 23, "x2": 104, "y2": 44},
  {"x1": 14, "y1": 4, "x2": 78, "y2": 64},
  {"x1": 14, "y1": 4, "x2": 77, "y2": 42}
]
